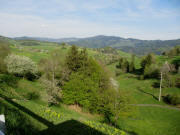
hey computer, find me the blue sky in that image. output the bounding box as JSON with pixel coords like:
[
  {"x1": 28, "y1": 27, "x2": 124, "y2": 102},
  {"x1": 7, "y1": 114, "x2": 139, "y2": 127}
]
[{"x1": 0, "y1": 0, "x2": 180, "y2": 39}]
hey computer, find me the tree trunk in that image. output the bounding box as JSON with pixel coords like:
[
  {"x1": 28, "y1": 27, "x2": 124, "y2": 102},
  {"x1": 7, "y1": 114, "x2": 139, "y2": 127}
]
[{"x1": 159, "y1": 72, "x2": 162, "y2": 101}]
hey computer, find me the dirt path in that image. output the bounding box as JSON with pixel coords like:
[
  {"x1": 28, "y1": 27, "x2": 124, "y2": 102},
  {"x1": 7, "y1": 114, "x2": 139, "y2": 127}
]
[{"x1": 130, "y1": 104, "x2": 180, "y2": 111}]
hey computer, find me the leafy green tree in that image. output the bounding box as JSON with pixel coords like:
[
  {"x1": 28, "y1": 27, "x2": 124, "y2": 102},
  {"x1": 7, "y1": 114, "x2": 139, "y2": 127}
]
[
  {"x1": 5, "y1": 54, "x2": 37, "y2": 77},
  {"x1": 62, "y1": 46, "x2": 116, "y2": 115},
  {"x1": 62, "y1": 57, "x2": 112, "y2": 113}
]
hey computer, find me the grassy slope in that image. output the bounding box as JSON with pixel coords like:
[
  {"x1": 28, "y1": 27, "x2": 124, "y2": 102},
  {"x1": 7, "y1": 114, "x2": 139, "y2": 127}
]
[
  {"x1": 0, "y1": 77, "x2": 128, "y2": 135},
  {"x1": 107, "y1": 54, "x2": 180, "y2": 135},
  {"x1": 1, "y1": 39, "x2": 180, "y2": 135},
  {"x1": 1, "y1": 42, "x2": 130, "y2": 134}
]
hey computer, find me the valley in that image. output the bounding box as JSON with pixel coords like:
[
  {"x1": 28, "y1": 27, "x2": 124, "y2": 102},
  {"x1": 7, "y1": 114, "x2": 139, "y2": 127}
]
[{"x1": 0, "y1": 36, "x2": 180, "y2": 135}]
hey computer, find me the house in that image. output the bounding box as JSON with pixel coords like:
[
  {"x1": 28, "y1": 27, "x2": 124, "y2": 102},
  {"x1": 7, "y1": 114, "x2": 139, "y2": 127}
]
[{"x1": 0, "y1": 115, "x2": 5, "y2": 135}]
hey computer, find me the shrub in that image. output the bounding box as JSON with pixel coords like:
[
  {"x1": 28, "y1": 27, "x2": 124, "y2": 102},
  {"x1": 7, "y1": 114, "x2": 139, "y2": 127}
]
[
  {"x1": 0, "y1": 74, "x2": 19, "y2": 88},
  {"x1": 163, "y1": 94, "x2": 180, "y2": 105},
  {"x1": 162, "y1": 74, "x2": 175, "y2": 88},
  {"x1": 144, "y1": 64, "x2": 160, "y2": 78},
  {"x1": 25, "y1": 91, "x2": 40, "y2": 100},
  {"x1": 139, "y1": 75, "x2": 144, "y2": 80},
  {"x1": 115, "y1": 69, "x2": 123, "y2": 76}
]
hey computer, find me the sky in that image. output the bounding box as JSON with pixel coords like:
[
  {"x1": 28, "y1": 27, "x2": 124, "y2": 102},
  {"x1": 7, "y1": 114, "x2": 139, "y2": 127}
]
[{"x1": 0, "y1": 0, "x2": 180, "y2": 40}]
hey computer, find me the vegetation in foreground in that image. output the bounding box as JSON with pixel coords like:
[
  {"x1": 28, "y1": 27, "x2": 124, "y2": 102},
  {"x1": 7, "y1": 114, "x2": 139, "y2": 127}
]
[{"x1": 0, "y1": 38, "x2": 180, "y2": 135}]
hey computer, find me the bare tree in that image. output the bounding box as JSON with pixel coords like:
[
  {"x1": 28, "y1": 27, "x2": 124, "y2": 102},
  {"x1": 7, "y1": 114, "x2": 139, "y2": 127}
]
[
  {"x1": 39, "y1": 49, "x2": 62, "y2": 105},
  {"x1": 159, "y1": 61, "x2": 171, "y2": 101}
]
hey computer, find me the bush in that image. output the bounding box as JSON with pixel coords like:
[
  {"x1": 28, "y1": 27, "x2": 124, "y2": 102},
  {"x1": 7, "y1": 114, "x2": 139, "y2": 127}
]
[
  {"x1": 115, "y1": 69, "x2": 123, "y2": 76},
  {"x1": 25, "y1": 72, "x2": 39, "y2": 81},
  {"x1": 144, "y1": 64, "x2": 160, "y2": 78},
  {"x1": 163, "y1": 94, "x2": 180, "y2": 105},
  {"x1": 25, "y1": 91, "x2": 40, "y2": 100},
  {"x1": 0, "y1": 74, "x2": 19, "y2": 88},
  {"x1": 162, "y1": 74, "x2": 175, "y2": 88},
  {"x1": 139, "y1": 75, "x2": 144, "y2": 80}
]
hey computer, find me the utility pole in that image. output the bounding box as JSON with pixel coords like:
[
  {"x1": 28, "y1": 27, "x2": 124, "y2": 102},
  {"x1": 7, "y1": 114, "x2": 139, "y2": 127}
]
[{"x1": 159, "y1": 72, "x2": 162, "y2": 101}]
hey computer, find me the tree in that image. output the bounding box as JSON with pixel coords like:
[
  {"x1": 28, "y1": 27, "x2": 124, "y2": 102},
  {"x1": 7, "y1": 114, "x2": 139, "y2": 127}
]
[
  {"x1": 39, "y1": 50, "x2": 62, "y2": 105},
  {"x1": 61, "y1": 42, "x2": 66, "y2": 49},
  {"x1": 66, "y1": 45, "x2": 88, "y2": 72},
  {"x1": 0, "y1": 41, "x2": 11, "y2": 73},
  {"x1": 62, "y1": 46, "x2": 117, "y2": 115},
  {"x1": 116, "y1": 57, "x2": 129, "y2": 73},
  {"x1": 66, "y1": 45, "x2": 80, "y2": 72},
  {"x1": 159, "y1": 61, "x2": 171, "y2": 101},
  {"x1": 129, "y1": 54, "x2": 135, "y2": 72},
  {"x1": 141, "y1": 53, "x2": 156, "y2": 70},
  {"x1": 110, "y1": 91, "x2": 131, "y2": 126},
  {"x1": 5, "y1": 54, "x2": 37, "y2": 77}
]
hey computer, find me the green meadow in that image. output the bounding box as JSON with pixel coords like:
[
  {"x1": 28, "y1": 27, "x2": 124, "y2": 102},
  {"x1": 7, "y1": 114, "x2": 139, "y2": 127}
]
[{"x1": 0, "y1": 39, "x2": 180, "y2": 135}]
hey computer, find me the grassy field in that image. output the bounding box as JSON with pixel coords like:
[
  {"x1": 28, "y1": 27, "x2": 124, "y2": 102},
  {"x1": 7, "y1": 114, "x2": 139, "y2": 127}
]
[
  {"x1": 107, "y1": 54, "x2": 180, "y2": 135},
  {"x1": 1, "y1": 40, "x2": 180, "y2": 135}
]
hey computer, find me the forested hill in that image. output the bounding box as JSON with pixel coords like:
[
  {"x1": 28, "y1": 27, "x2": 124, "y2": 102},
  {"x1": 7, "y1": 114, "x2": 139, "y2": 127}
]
[
  {"x1": 13, "y1": 35, "x2": 180, "y2": 55},
  {"x1": 68, "y1": 35, "x2": 180, "y2": 55},
  {"x1": 14, "y1": 36, "x2": 80, "y2": 43}
]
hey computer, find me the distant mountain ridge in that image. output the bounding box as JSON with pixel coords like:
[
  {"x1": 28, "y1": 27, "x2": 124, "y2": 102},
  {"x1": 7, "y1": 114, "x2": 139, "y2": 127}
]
[
  {"x1": 14, "y1": 36, "x2": 80, "y2": 42},
  {"x1": 68, "y1": 35, "x2": 180, "y2": 55},
  {"x1": 10, "y1": 35, "x2": 180, "y2": 55}
]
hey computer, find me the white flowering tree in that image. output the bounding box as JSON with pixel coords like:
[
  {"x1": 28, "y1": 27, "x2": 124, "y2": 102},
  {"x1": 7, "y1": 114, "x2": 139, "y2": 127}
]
[{"x1": 5, "y1": 54, "x2": 37, "y2": 77}]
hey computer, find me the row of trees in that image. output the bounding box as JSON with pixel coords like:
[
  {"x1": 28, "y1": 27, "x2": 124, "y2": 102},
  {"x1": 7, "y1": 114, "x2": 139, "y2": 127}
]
[{"x1": 162, "y1": 46, "x2": 180, "y2": 57}]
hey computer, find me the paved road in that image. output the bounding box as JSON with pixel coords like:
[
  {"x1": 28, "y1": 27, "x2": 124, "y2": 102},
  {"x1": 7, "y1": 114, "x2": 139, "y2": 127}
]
[{"x1": 130, "y1": 104, "x2": 180, "y2": 111}]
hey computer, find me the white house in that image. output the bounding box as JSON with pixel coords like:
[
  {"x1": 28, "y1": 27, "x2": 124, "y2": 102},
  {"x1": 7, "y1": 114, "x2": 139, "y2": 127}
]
[{"x1": 0, "y1": 115, "x2": 5, "y2": 135}]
